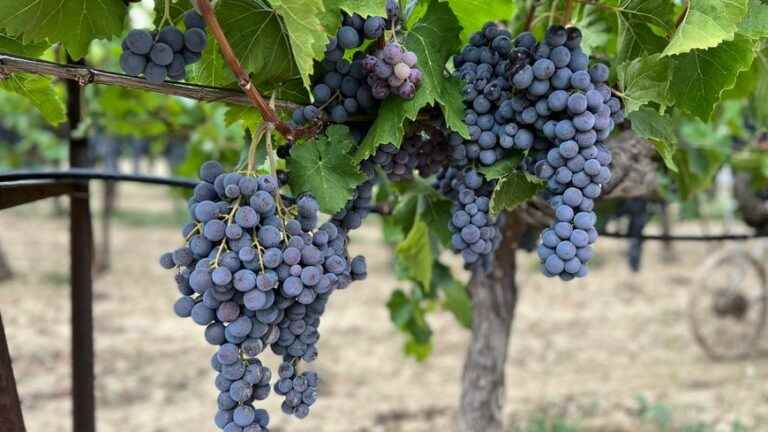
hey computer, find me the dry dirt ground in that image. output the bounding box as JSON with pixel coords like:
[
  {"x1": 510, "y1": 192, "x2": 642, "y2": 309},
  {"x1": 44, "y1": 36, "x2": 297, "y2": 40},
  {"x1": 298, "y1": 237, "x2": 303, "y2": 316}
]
[{"x1": 1, "y1": 183, "x2": 768, "y2": 432}]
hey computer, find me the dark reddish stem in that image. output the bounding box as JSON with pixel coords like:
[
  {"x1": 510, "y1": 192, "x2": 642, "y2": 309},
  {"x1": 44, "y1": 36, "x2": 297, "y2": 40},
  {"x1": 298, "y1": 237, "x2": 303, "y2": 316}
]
[{"x1": 196, "y1": 0, "x2": 313, "y2": 140}]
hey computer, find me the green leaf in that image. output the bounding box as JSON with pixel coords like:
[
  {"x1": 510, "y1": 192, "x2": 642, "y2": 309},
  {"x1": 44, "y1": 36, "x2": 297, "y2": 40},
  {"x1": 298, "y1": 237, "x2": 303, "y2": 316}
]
[
  {"x1": 395, "y1": 220, "x2": 433, "y2": 290},
  {"x1": 432, "y1": 261, "x2": 471, "y2": 328},
  {"x1": 663, "y1": 0, "x2": 748, "y2": 56},
  {"x1": 627, "y1": 108, "x2": 678, "y2": 172},
  {"x1": 489, "y1": 171, "x2": 543, "y2": 215},
  {"x1": 0, "y1": 0, "x2": 127, "y2": 59},
  {"x1": 477, "y1": 155, "x2": 520, "y2": 180},
  {"x1": 224, "y1": 106, "x2": 262, "y2": 131},
  {"x1": 354, "y1": 0, "x2": 466, "y2": 161},
  {"x1": 572, "y1": 7, "x2": 612, "y2": 56},
  {"x1": 0, "y1": 33, "x2": 47, "y2": 56},
  {"x1": 722, "y1": 55, "x2": 762, "y2": 99},
  {"x1": 287, "y1": 125, "x2": 367, "y2": 214},
  {"x1": 387, "y1": 289, "x2": 413, "y2": 327},
  {"x1": 669, "y1": 36, "x2": 756, "y2": 121},
  {"x1": 187, "y1": 35, "x2": 235, "y2": 87},
  {"x1": 738, "y1": 0, "x2": 768, "y2": 38},
  {"x1": 442, "y1": 0, "x2": 516, "y2": 41},
  {"x1": 210, "y1": 0, "x2": 298, "y2": 88},
  {"x1": 404, "y1": 338, "x2": 432, "y2": 360},
  {"x1": 753, "y1": 54, "x2": 768, "y2": 127},
  {"x1": 616, "y1": 0, "x2": 674, "y2": 63},
  {"x1": 618, "y1": 54, "x2": 673, "y2": 113},
  {"x1": 420, "y1": 193, "x2": 453, "y2": 248},
  {"x1": 0, "y1": 74, "x2": 65, "y2": 124},
  {"x1": 271, "y1": 0, "x2": 328, "y2": 91}
]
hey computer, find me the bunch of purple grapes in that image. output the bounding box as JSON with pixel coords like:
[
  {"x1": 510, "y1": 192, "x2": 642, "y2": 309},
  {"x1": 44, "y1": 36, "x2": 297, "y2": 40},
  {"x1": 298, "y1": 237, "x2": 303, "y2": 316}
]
[
  {"x1": 372, "y1": 121, "x2": 451, "y2": 181},
  {"x1": 503, "y1": 25, "x2": 623, "y2": 280},
  {"x1": 448, "y1": 22, "x2": 538, "y2": 167},
  {"x1": 120, "y1": 10, "x2": 207, "y2": 83},
  {"x1": 436, "y1": 167, "x2": 501, "y2": 269},
  {"x1": 362, "y1": 42, "x2": 422, "y2": 100},
  {"x1": 291, "y1": 6, "x2": 401, "y2": 126},
  {"x1": 160, "y1": 160, "x2": 368, "y2": 430},
  {"x1": 274, "y1": 361, "x2": 319, "y2": 419}
]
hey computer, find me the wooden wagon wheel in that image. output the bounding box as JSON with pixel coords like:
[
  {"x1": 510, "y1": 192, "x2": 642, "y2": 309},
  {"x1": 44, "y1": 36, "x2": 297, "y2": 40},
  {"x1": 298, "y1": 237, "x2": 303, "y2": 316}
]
[{"x1": 689, "y1": 249, "x2": 768, "y2": 361}]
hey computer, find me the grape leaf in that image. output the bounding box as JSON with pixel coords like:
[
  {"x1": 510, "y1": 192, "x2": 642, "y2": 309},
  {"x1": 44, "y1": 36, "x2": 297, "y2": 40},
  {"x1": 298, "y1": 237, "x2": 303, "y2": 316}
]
[
  {"x1": 432, "y1": 261, "x2": 471, "y2": 329},
  {"x1": 0, "y1": 74, "x2": 64, "y2": 125},
  {"x1": 669, "y1": 36, "x2": 755, "y2": 121},
  {"x1": 441, "y1": 0, "x2": 516, "y2": 41},
  {"x1": 738, "y1": 0, "x2": 768, "y2": 38},
  {"x1": 321, "y1": 0, "x2": 386, "y2": 34},
  {"x1": 627, "y1": 108, "x2": 679, "y2": 172},
  {"x1": 663, "y1": 0, "x2": 748, "y2": 56},
  {"x1": 188, "y1": 35, "x2": 235, "y2": 87},
  {"x1": 477, "y1": 155, "x2": 520, "y2": 180},
  {"x1": 395, "y1": 219, "x2": 432, "y2": 290},
  {"x1": 572, "y1": 8, "x2": 611, "y2": 56},
  {"x1": 616, "y1": 0, "x2": 674, "y2": 64},
  {"x1": 0, "y1": 0, "x2": 126, "y2": 59},
  {"x1": 353, "y1": 0, "x2": 467, "y2": 162},
  {"x1": 209, "y1": 0, "x2": 298, "y2": 88},
  {"x1": 753, "y1": 55, "x2": 768, "y2": 127},
  {"x1": 271, "y1": 0, "x2": 328, "y2": 91},
  {"x1": 618, "y1": 54, "x2": 673, "y2": 113},
  {"x1": 420, "y1": 192, "x2": 453, "y2": 248},
  {"x1": 489, "y1": 171, "x2": 543, "y2": 215},
  {"x1": 0, "y1": 33, "x2": 47, "y2": 56},
  {"x1": 287, "y1": 125, "x2": 367, "y2": 214},
  {"x1": 224, "y1": 106, "x2": 262, "y2": 132}
]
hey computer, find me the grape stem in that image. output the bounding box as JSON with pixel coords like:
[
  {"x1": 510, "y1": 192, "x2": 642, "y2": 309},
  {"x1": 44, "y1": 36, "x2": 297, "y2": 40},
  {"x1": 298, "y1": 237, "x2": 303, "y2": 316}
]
[
  {"x1": 212, "y1": 197, "x2": 241, "y2": 268},
  {"x1": 194, "y1": 0, "x2": 315, "y2": 140},
  {"x1": 562, "y1": 0, "x2": 575, "y2": 25},
  {"x1": 522, "y1": 0, "x2": 539, "y2": 31}
]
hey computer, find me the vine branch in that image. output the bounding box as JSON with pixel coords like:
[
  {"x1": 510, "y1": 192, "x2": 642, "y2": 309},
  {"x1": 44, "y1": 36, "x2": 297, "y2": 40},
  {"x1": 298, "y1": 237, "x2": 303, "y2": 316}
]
[
  {"x1": 195, "y1": 0, "x2": 310, "y2": 140},
  {"x1": 523, "y1": 0, "x2": 538, "y2": 31},
  {"x1": 0, "y1": 52, "x2": 301, "y2": 110}
]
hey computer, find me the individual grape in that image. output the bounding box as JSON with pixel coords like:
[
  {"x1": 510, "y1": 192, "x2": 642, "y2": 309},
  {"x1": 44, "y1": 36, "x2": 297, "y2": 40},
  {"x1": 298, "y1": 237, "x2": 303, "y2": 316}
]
[
  {"x1": 150, "y1": 42, "x2": 174, "y2": 66},
  {"x1": 143, "y1": 62, "x2": 168, "y2": 84},
  {"x1": 120, "y1": 51, "x2": 147, "y2": 76},
  {"x1": 124, "y1": 29, "x2": 154, "y2": 55},
  {"x1": 173, "y1": 296, "x2": 195, "y2": 318},
  {"x1": 337, "y1": 26, "x2": 360, "y2": 49},
  {"x1": 159, "y1": 26, "x2": 185, "y2": 52},
  {"x1": 185, "y1": 28, "x2": 207, "y2": 53},
  {"x1": 545, "y1": 25, "x2": 567, "y2": 46},
  {"x1": 364, "y1": 16, "x2": 385, "y2": 38},
  {"x1": 184, "y1": 10, "x2": 206, "y2": 30}
]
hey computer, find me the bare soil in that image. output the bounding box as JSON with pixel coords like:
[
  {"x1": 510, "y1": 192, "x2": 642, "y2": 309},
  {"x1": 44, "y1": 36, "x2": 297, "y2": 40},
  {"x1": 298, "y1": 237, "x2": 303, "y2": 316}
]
[{"x1": 1, "y1": 183, "x2": 767, "y2": 432}]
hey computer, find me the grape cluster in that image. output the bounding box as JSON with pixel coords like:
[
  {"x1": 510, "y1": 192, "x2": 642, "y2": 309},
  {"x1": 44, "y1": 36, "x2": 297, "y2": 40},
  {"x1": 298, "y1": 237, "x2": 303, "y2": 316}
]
[
  {"x1": 438, "y1": 168, "x2": 501, "y2": 269},
  {"x1": 449, "y1": 22, "x2": 537, "y2": 167},
  {"x1": 292, "y1": 10, "x2": 394, "y2": 126},
  {"x1": 120, "y1": 10, "x2": 207, "y2": 83},
  {"x1": 362, "y1": 42, "x2": 422, "y2": 100},
  {"x1": 372, "y1": 126, "x2": 451, "y2": 181},
  {"x1": 274, "y1": 361, "x2": 319, "y2": 419},
  {"x1": 508, "y1": 25, "x2": 624, "y2": 280},
  {"x1": 160, "y1": 160, "x2": 368, "y2": 430}
]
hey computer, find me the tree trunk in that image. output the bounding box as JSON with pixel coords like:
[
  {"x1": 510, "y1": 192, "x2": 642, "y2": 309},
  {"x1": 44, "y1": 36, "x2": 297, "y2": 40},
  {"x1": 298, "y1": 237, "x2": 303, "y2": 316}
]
[
  {"x1": 458, "y1": 213, "x2": 527, "y2": 432},
  {"x1": 0, "y1": 242, "x2": 12, "y2": 282},
  {"x1": 456, "y1": 130, "x2": 659, "y2": 431}
]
